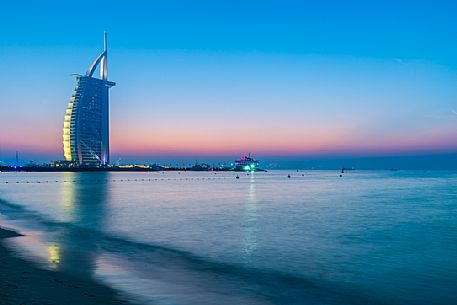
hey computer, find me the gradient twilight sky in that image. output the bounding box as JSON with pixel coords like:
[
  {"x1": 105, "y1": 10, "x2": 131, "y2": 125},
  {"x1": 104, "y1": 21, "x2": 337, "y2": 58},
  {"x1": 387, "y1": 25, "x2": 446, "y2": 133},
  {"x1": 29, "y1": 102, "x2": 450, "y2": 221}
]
[{"x1": 1, "y1": 0, "x2": 457, "y2": 166}]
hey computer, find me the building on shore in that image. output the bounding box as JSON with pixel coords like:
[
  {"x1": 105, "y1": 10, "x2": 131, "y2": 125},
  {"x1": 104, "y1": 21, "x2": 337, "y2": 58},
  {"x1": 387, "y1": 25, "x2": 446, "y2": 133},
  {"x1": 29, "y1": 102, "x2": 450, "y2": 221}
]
[{"x1": 63, "y1": 32, "x2": 115, "y2": 167}]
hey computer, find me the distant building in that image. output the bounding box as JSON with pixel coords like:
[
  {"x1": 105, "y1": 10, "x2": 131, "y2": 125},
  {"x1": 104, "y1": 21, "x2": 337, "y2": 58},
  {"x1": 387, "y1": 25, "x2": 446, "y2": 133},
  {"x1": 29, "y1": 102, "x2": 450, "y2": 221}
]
[{"x1": 63, "y1": 32, "x2": 115, "y2": 166}]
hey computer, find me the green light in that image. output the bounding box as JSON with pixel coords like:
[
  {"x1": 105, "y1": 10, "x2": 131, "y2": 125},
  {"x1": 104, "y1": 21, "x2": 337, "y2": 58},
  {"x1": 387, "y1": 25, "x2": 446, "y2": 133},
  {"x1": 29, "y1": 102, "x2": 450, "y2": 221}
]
[
  {"x1": 244, "y1": 165, "x2": 250, "y2": 170},
  {"x1": 250, "y1": 164, "x2": 255, "y2": 168}
]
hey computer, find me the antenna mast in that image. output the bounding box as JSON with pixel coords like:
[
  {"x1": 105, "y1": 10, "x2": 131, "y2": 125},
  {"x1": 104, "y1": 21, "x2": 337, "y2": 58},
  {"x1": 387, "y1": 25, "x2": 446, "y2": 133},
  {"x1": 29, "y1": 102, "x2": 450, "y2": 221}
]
[{"x1": 101, "y1": 31, "x2": 108, "y2": 80}]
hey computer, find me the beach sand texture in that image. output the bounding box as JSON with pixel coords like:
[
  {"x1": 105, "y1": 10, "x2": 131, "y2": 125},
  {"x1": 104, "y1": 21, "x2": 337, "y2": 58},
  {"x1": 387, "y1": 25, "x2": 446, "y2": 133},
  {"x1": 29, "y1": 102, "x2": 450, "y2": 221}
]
[{"x1": 0, "y1": 226, "x2": 131, "y2": 305}]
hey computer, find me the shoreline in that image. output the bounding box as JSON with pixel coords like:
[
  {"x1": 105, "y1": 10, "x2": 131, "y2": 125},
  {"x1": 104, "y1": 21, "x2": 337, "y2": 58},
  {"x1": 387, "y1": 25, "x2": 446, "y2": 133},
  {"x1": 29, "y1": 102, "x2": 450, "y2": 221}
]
[{"x1": 0, "y1": 226, "x2": 132, "y2": 305}]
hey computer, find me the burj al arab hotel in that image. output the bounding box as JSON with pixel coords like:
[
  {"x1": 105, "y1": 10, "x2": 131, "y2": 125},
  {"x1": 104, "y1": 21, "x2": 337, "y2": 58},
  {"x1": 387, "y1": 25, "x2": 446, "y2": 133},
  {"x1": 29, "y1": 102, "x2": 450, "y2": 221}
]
[{"x1": 63, "y1": 32, "x2": 115, "y2": 166}]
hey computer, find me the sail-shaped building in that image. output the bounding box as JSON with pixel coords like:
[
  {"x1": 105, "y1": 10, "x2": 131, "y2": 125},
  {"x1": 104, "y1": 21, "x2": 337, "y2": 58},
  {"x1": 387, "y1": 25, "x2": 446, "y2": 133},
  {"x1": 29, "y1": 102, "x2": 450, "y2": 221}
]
[{"x1": 63, "y1": 32, "x2": 115, "y2": 167}]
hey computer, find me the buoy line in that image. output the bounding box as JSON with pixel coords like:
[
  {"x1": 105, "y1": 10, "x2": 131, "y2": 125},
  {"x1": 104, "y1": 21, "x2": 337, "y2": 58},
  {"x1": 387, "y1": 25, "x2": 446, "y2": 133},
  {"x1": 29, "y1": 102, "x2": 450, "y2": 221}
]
[{"x1": 1, "y1": 176, "x2": 231, "y2": 184}]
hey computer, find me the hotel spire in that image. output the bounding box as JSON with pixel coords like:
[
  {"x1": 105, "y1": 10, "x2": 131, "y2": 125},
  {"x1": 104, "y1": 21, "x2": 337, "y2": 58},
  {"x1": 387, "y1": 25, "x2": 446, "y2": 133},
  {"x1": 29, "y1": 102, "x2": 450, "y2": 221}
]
[
  {"x1": 85, "y1": 32, "x2": 109, "y2": 81},
  {"x1": 101, "y1": 31, "x2": 108, "y2": 80}
]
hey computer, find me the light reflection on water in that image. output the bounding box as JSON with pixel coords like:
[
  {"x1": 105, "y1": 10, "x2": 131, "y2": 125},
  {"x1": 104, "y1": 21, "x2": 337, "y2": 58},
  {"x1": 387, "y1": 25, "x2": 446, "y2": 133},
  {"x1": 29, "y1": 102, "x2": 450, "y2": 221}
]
[
  {"x1": 47, "y1": 243, "x2": 60, "y2": 270},
  {"x1": 59, "y1": 172, "x2": 76, "y2": 222},
  {"x1": 243, "y1": 174, "x2": 257, "y2": 258}
]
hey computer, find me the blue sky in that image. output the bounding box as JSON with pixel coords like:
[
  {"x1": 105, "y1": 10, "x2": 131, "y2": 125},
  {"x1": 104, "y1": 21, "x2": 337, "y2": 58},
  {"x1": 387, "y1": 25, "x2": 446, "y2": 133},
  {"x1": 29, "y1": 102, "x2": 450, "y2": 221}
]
[
  {"x1": 1, "y1": 0, "x2": 457, "y2": 168},
  {"x1": 2, "y1": 0, "x2": 456, "y2": 64}
]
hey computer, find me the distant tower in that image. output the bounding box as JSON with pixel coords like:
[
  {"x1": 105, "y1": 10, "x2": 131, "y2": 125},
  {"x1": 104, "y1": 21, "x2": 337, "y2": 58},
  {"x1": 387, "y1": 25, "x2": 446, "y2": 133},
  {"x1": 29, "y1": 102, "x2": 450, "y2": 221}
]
[{"x1": 63, "y1": 32, "x2": 115, "y2": 166}]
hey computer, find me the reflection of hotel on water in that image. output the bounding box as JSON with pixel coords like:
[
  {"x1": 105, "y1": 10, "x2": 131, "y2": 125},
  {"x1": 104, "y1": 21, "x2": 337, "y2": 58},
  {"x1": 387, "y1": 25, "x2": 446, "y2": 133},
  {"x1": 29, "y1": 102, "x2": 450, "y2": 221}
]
[
  {"x1": 50, "y1": 172, "x2": 109, "y2": 275},
  {"x1": 4, "y1": 172, "x2": 111, "y2": 277}
]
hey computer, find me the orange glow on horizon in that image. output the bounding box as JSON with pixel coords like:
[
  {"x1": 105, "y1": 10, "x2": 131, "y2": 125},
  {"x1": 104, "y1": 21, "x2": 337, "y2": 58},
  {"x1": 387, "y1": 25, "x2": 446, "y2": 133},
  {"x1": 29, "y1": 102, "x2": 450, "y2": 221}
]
[{"x1": 2, "y1": 118, "x2": 456, "y2": 158}]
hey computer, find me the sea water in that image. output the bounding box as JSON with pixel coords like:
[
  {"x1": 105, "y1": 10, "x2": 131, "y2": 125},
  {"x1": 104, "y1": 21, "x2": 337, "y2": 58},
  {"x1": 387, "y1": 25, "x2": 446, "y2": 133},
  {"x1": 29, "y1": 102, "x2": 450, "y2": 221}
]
[{"x1": 0, "y1": 170, "x2": 456, "y2": 304}]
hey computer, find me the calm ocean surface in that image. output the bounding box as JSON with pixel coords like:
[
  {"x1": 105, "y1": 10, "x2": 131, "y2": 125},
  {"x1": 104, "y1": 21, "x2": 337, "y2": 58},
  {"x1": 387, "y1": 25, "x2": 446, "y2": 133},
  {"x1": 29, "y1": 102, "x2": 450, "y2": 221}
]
[{"x1": 0, "y1": 170, "x2": 456, "y2": 304}]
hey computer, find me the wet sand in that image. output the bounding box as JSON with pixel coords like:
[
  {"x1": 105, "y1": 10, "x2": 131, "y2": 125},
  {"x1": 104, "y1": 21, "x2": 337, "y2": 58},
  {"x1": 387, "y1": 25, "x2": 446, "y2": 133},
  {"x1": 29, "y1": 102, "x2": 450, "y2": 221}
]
[{"x1": 0, "y1": 226, "x2": 131, "y2": 305}]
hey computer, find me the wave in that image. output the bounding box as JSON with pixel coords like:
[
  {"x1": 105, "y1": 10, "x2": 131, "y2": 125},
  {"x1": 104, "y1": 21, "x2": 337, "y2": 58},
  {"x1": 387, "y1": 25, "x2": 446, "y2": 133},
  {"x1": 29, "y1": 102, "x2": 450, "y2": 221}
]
[{"x1": 0, "y1": 197, "x2": 388, "y2": 305}]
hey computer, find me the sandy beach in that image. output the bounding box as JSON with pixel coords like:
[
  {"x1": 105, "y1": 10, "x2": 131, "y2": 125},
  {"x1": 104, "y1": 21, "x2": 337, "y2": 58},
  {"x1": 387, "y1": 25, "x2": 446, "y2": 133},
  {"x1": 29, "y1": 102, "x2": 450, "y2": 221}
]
[{"x1": 0, "y1": 226, "x2": 131, "y2": 305}]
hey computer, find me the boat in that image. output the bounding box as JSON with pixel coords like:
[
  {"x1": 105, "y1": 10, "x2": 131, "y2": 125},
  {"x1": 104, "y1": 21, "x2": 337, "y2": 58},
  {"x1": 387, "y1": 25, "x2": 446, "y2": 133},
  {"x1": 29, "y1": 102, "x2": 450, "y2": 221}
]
[{"x1": 232, "y1": 153, "x2": 266, "y2": 172}]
